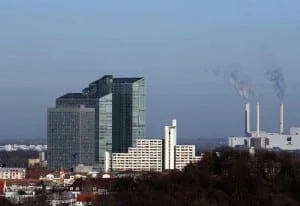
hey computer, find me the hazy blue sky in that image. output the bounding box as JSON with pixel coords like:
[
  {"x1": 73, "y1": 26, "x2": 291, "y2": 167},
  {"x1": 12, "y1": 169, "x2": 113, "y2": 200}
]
[{"x1": 1, "y1": 1, "x2": 300, "y2": 140}]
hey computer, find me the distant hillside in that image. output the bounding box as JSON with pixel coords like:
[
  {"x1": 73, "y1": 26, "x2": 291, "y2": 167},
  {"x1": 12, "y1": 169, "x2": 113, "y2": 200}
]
[
  {"x1": 0, "y1": 138, "x2": 47, "y2": 145},
  {"x1": 178, "y1": 137, "x2": 227, "y2": 151}
]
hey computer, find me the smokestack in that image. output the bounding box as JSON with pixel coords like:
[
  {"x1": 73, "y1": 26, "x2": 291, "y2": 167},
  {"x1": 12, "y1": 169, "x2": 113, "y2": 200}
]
[
  {"x1": 245, "y1": 103, "x2": 250, "y2": 136},
  {"x1": 256, "y1": 102, "x2": 260, "y2": 137},
  {"x1": 280, "y1": 103, "x2": 284, "y2": 134}
]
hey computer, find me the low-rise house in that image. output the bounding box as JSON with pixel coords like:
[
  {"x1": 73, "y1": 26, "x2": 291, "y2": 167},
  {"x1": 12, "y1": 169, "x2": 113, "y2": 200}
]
[
  {"x1": 68, "y1": 178, "x2": 116, "y2": 196},
  {"x1": 40, "y1": 171, "x2": 87, "y2": 187},
  {"x1": 76, "y1": 192, "x2": 95, "y2": 206},
  {"x1": 4, "y1": 179, "x2": 42, "y2": 204}
]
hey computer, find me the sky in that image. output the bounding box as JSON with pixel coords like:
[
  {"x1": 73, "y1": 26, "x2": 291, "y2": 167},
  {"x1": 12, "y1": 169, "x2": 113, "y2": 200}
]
[{"x1": 1, "y1": 1, "x2": 300, "y2": 140}]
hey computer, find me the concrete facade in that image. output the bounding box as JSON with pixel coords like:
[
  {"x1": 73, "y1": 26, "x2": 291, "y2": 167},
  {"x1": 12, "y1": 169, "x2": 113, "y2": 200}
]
[
  {"x1": 112, "y1": 139, "x2": 163, "y2": 172},
  {"x1": 110, "y1": 119, "x2": 202, "y2": 172},
  {"x1": 175, "y1": 145, "x2": 203, "y2": 170},
  {"x1": 164, "y1": 119, "x2": 177, "y2": 170}
]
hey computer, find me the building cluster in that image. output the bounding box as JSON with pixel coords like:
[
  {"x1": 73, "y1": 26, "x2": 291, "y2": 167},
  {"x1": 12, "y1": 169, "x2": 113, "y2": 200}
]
[
  {"x1": 48, "y1": 75, "x2": 202, "y2": 173},
  {"x1": 0, "y1": 169, "x2": 137, "y2": 205},
  {"x1": 48, "y1": 75, "x2": 145, "y2": 170},
  {"x1": 111, "y1": 119, "x2": 202, "y2": 172},
  {"x1": 228, "y1": 102, "x2": 300, "y2": 150},
  {"x1": 0, "y1": 144, "x2": 47, "y2": 152},
  {"x1": 0, "y1": 179, "x2": 43, "y2": 204},
  {"x1": 0, "y1": 170, "x2": 111, "y2": 205}
]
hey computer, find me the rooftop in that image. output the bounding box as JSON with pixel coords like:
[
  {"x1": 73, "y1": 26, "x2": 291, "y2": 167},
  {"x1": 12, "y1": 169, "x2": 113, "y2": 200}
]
[
  {"x1": 113, "y1": 77, "x2": 143, "y2": 83},
  {"x1": 57, "y1": 76, "x2": 143, "y2": 99},
  {"x1": 58, "y1": 93, "x2": 86, "y2": 99}
]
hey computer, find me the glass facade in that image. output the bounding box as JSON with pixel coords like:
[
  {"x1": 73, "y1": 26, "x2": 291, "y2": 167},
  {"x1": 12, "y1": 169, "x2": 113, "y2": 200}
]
[
  {"x1": 56, "y1": 97, "x2": 102, "y2": 162},
  {"x1": 99, "y1": 93, "x2": 113, "y2": 166},
  {"x1": 48, "y1": 75, "x2": 145, "y2": 169},
  {"x1": 47, "y1": 107, "x2": 95, "y2": 169},
  {"x1": 112, "y1": 78, "x2": 145, "y2": 152}
]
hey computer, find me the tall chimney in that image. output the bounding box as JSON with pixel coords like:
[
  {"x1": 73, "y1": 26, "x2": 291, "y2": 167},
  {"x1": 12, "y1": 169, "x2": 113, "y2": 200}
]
[
  {"x1": 245, "y1": 103, "x2": 250, "y2": 136},
  {"x1": 256, "y1": 102, "x2": 260, "y2": 137},
  {"x1": 280, "y1": 103, "x2": 284, "y2": 134}
]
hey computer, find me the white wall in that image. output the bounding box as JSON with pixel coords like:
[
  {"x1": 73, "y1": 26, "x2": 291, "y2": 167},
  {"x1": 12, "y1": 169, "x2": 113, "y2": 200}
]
[
  {"x1": 228, "y1": 137, "x2": 250, "y2": 148},
  {"x1": 164, "y1": 119, "x2": 177, "y2": 170}
]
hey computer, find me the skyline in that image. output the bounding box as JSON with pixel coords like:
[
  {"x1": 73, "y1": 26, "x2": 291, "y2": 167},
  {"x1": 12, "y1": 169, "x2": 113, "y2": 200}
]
[{"x1": 1, "y1": 1, "x2": 300, "y2": 140}]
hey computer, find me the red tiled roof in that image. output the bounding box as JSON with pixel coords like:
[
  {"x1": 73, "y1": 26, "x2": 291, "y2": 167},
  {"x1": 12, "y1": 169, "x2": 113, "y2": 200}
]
[
  {"x1": 77, "y1": 193, "x2": 95, "y2": 202},
  {"x1": 0, "y1": 180, "x2": 6, "y2": 193}
]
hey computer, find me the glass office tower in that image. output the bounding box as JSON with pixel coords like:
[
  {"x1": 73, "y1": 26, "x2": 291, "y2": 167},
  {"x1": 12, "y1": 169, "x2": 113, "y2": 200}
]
[
  {"x1": 47, "y1": 106, "x2": 95, "y2": 169},
  {"x1": 49, "y1": 75, "x2": 145, "y2": 169},
  {"x1": 56, "y1": 76, "x2": 113, "y2": 167},
  {"x1": 112, "y1": 78, "x2": 145, "y2": 152}
]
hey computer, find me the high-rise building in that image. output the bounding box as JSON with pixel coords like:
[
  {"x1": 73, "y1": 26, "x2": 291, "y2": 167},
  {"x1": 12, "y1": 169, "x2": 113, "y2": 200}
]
[
  {"x1": 47, "y1": 106, "x2": 95, "y2": 169},
  {"x1": 50, "y1": 75, "x2": 145, "y2": 169},
  {"x1": 164, "y1": 119, "x2": 177, "y2": 170},
  {"x1": 112, "y1": 78, "x2": 145, "y2": 153}
]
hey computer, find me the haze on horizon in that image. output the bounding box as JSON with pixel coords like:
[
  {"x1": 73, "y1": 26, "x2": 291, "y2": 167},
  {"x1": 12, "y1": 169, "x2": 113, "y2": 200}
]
[{"x1": 1, "y1": 0, "x2": 300, "y2": 141}]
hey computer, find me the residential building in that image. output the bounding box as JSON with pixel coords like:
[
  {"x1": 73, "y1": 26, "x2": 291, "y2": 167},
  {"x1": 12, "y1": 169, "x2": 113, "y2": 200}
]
[
  {"x1": 109, "y1": 119, "x2": 202, "y2": 172},
  {"x1": 112, "y1": 139, "x2": 163, "y2": 172},
  {"x1": 47, "y1": 106, "x2": 95, "y2": 169},
  {"x1": 164, "y1": 119, "x2": 177, "y2": 170},
  {"x1": 175, "y1": 145, "x2": 203, "y2": 170},
  {"x1": 0, "y1": 168, "x2": 26, "y2": 180}
]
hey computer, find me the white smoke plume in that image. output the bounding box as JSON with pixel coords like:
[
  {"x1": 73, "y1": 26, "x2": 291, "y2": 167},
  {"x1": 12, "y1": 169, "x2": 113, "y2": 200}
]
[{"x1": 208, "y1": 64, "x2": 255, "y2": 100}]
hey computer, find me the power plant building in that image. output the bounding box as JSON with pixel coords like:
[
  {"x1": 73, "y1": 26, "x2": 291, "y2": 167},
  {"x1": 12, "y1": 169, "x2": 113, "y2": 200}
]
[{"x1": 228, "y1": 103, "x2": 300, "y2": 151}]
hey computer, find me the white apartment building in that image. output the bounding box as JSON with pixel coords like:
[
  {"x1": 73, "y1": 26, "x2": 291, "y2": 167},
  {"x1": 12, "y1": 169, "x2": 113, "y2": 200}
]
[
  {"x1": 0, "y1": 168, "x2": 26, "y2": 179},
  {"x1": 164, "y1": 119, "x2": 177, "y2": 170},
  {"x1": 110, "y1": 119, "x2": 203, "y2": 172},
  {"x1": 175, "y1": 145, "x2": 203, "y2": 170},
  {"x1": 112, "y1": 139, "x2": 163, "y2": 172}
]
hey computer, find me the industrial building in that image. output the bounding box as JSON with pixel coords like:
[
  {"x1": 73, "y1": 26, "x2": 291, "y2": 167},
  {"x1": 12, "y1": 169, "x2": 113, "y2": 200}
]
[
  {"x1": 111, "y1": 119, "x2": 202, "y2": 172},
  {"x1": 228, "y1": 102, "x2": 300, "y2": 150}
]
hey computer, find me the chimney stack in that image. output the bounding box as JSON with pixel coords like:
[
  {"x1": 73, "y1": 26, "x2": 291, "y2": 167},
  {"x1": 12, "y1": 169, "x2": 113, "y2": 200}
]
[
  {"x1": 256, "y1": 102, "x2": 260, "y2": 137},
  {"x1": 245, "y1": 103, "x2": 250, "y2": 136},
  {"x1": 280, "y1": 103, "x2": 284, "y2": 134}
]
